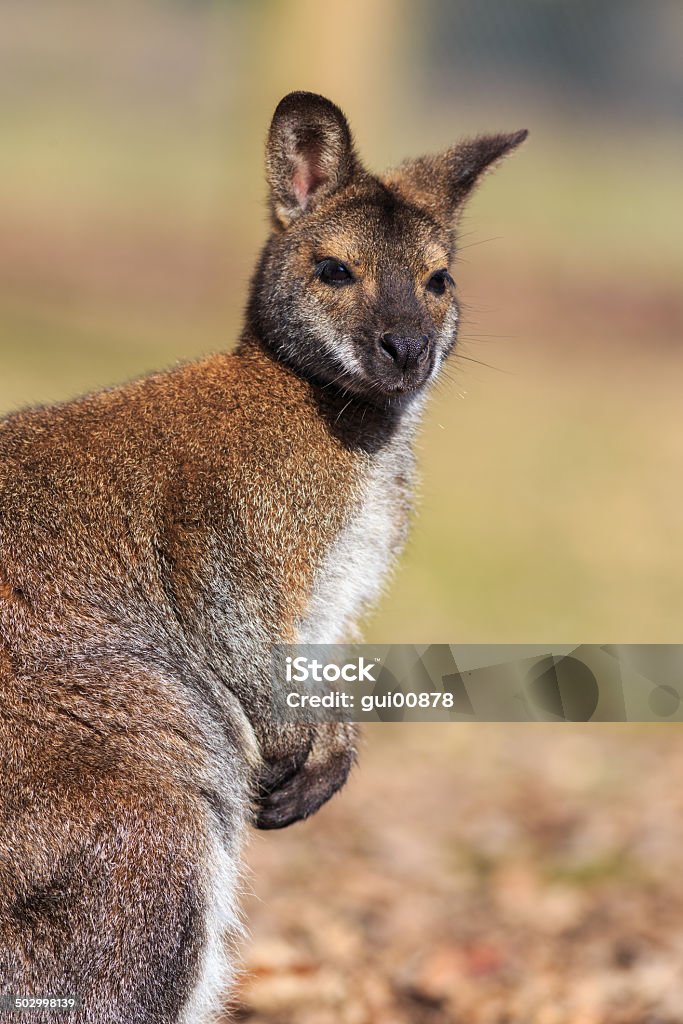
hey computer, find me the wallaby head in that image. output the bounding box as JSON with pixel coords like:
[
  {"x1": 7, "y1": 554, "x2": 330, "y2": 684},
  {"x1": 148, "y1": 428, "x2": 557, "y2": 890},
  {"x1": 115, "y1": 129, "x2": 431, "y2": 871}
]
[{"x1": 246, "y1": 90, "x2": 527, "y2": 408}]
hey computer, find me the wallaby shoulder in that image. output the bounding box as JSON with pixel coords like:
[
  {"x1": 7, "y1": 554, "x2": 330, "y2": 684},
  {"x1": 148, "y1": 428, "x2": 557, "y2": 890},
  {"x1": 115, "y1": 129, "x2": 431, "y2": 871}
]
[{"x1": 0, "y1": 350, "x2": 339, "y2": 589}]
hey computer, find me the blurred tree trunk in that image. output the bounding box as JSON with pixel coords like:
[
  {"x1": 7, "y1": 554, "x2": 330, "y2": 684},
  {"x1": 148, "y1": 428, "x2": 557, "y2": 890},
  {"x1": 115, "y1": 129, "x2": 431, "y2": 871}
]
[
  {"x1": 196, "y1": 0, "x2": 417, "y2": 304},
  {"x1": 244, "y1": 0, "x2": 412, "y2": 158}
]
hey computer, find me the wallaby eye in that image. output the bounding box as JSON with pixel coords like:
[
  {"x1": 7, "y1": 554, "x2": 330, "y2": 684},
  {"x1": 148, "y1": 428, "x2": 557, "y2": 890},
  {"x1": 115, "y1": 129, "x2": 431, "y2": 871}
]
[
  {"x1": 315, "y1": 259, "x2": 354, "y2": 286},
  {"x1": 426, "y1": 269, "x2": 453, "y2": 296}
]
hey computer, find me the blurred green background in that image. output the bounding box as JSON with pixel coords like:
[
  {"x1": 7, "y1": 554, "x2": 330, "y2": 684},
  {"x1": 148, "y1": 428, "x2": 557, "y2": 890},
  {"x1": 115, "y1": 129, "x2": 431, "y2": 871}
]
[{"x1": 2, "y1": 0, "x2": 682, "y2": 643}]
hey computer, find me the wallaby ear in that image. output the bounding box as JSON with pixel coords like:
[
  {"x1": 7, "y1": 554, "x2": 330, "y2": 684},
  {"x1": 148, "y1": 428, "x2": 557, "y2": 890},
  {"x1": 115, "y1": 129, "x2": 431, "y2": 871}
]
[
  {"x1": 266, "y1": 91, "x2": 358, "y2": 229},
  {"x1": 386, "y1": 129, "x2": 528, "y2": 225}
]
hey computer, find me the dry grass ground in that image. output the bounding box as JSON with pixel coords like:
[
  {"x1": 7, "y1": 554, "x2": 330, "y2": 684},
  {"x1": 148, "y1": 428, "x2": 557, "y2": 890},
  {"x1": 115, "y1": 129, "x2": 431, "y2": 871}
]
[{"x1": 234, "y1": 723, "x2": 683, "y2": 1024}]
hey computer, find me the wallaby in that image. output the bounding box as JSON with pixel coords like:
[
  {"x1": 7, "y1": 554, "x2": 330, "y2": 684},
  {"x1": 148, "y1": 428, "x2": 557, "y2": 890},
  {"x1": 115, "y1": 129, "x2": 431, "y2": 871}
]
[{"x1": 0, "y1": 92, "x2": 526, "y2": 1022}]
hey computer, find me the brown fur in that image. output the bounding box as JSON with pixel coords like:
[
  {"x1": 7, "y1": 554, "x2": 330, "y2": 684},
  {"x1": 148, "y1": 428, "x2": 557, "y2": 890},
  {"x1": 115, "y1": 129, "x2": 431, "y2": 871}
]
[{"x1": 0, "y1": 92, "x2": 526, "y2": 1020}]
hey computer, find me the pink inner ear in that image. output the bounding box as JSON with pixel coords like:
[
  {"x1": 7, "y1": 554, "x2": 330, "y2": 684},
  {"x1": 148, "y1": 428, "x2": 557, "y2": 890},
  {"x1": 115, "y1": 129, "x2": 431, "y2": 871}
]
[{"x1": 292, "y1": 143, "x2": 327, "y2": 211}]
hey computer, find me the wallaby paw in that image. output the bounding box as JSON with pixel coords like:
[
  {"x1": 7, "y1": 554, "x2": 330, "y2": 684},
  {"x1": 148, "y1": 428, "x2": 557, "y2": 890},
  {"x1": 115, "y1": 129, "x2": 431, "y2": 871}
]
[{"x1": 255, "y1": 726, "x2": 357, "y2": 829}]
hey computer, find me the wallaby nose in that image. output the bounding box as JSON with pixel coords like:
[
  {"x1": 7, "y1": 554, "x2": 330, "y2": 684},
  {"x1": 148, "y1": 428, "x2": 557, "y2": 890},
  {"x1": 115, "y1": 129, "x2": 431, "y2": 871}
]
[{"x1": 380, "y1": 333, "x2": 429, "y2": 371}]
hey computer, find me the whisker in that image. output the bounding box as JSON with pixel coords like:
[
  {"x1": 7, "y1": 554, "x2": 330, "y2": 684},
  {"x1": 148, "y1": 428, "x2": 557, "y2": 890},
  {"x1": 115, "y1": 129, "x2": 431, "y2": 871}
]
[
  {"x1": 454, "y1": 353, "x2": 511, "y2": 375},
  {"x1": 334, "y1": 397, "x2": 355, "y2": 425},
  {"x1": 456, "y1": 236, "x2": 502, "y2": 253}
]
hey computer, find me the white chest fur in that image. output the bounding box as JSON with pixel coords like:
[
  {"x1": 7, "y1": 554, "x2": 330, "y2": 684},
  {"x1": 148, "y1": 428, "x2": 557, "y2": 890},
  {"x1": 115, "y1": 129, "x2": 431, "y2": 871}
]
[
  {"x1": 297, "y1": 435, "x2": 415, "y2": 644},
  {"x1": 180, "y1": 834, "x2": 242, "y2": 1024}
]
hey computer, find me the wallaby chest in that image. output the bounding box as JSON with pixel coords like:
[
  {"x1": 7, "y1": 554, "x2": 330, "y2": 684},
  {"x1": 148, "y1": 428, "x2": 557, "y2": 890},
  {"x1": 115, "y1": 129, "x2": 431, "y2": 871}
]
[{"x1": 297, "y1": 436, "x2": 415, "y2": 644}]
